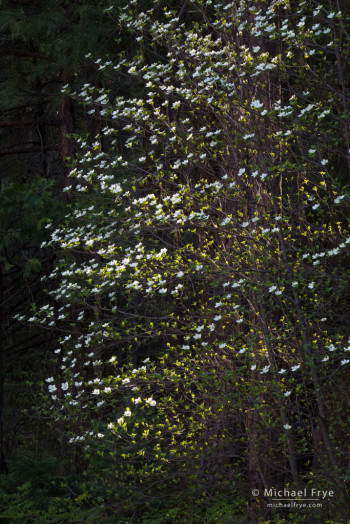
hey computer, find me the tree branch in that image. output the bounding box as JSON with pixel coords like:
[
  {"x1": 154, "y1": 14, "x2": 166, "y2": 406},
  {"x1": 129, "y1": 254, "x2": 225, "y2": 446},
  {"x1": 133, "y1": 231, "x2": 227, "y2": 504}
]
[{"x1": 0, "y1": 145, "x2": 59, "y2": 156}]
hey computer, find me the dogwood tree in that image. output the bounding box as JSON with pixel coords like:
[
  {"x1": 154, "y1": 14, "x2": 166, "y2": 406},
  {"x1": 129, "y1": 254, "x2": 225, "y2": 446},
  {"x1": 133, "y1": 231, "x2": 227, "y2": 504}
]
[{"x1": 23, "y1": 1, "x2": 350, "y2": 521}]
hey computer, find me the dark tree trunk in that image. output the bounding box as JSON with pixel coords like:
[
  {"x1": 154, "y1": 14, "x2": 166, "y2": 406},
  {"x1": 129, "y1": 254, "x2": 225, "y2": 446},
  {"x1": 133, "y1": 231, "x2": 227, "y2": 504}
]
[{"x1": 0, "y1": 264, "x2": 8, "y2": 475}]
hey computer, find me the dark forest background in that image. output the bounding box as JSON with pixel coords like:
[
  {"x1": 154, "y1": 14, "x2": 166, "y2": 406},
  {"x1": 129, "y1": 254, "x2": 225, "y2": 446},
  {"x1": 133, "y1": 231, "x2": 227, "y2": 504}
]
[{"x1": 0, "y1": 1, "x2": 350, "y2": 523}]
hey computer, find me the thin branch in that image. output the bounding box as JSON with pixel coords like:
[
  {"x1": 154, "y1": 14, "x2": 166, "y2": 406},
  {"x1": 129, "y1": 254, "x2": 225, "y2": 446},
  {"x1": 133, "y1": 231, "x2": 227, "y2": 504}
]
[
  {"x1": 0, "y1": 145, "x2": 59, "y2": 156},
  {"x1": 0, "y1": 120, "x2": 60, "y2": 128}
]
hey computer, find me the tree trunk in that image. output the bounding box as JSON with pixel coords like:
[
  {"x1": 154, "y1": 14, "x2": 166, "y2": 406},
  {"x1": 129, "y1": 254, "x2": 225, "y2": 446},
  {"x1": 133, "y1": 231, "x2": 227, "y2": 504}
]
[{"x1": 0, "y1": 264, "x2": 8, "y2": 474}]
